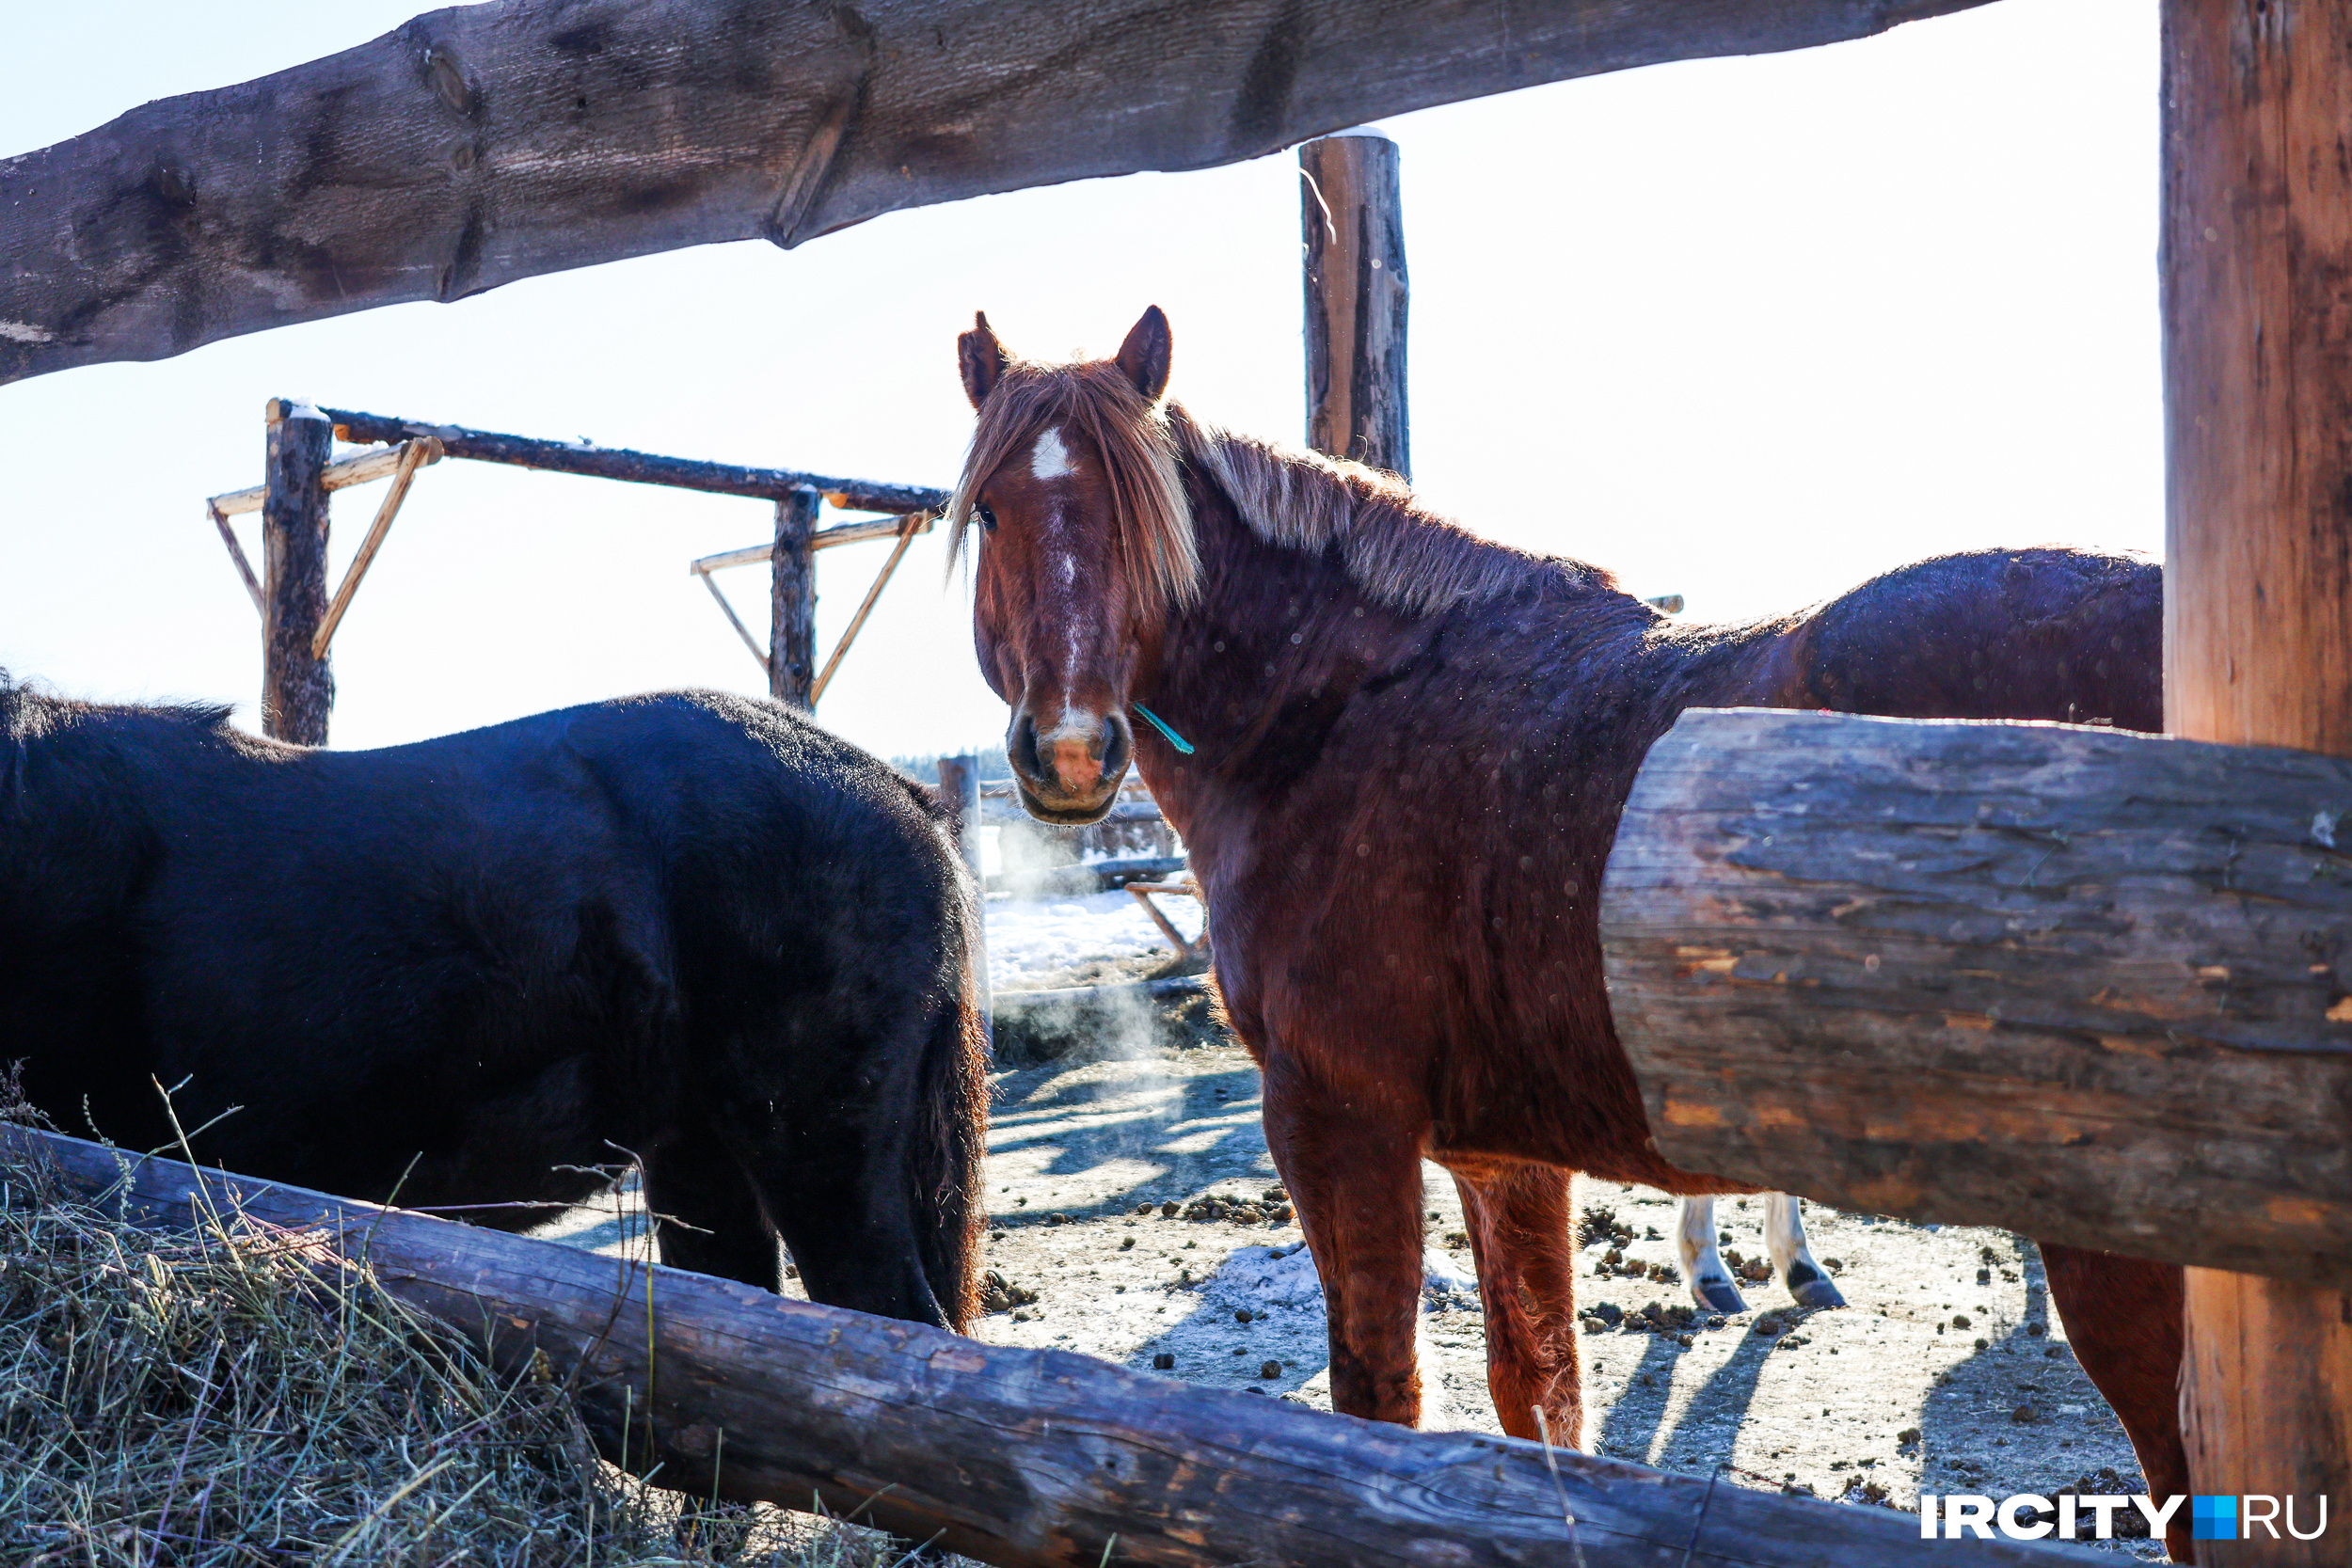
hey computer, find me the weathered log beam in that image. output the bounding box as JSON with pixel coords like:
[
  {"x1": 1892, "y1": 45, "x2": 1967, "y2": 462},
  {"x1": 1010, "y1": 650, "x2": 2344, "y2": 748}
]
[
  {"x1": 693, "y1": 515, "x2": 939, "y2": 575},
  {"x1": 1301, "y1": 133, "x2": 1409, "y2": 478},
  {"x1": 324, "y1": 407, "x2": 946, "y2": 516},
  {"x1": 2163, "y1": 0, "x2": 2352, "y2": 1539},
  {"x1": 1598, "y1": 707, "x2": 2352, "y2": 1289},
  {"x1": 0, "y1": 0, "x2": 1994, "y2": 384},
  {"x1": 260, "y1": 400, "x2": 333, "y2": 745},
  {"x1": 210, "y1": 439, "x2": 444, "y2": 517},
  {"x1": 770, "y1": 488, "x2": 818, "y2": 709},
  {"x1": 0, "y1": 1124, "x2": 2090, "y2": 1567}
]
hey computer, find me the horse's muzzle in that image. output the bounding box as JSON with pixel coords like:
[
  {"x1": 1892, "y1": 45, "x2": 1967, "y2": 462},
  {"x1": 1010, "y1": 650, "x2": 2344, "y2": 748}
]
[{"x1": 1007, "y1": 708, "x2": 1130, "y2": 824}]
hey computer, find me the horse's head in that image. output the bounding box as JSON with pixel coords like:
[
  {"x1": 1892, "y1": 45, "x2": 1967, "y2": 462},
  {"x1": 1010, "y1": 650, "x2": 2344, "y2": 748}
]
[{"x1": 952, "y1": 307, "x2": 1198, "y2": 824}]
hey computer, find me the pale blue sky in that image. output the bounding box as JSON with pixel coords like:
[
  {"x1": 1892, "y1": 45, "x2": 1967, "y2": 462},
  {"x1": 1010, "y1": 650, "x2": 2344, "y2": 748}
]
[{"x1": 0, "y1": 0, "x2": 2158, "y2": 761}]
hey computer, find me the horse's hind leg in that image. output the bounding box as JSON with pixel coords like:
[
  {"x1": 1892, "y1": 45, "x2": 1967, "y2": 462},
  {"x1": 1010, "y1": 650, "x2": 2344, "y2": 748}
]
[
  {"x1": 1453, "y1": 1161, "x2": 1584, "y2": 1447},
  {"x1": 2040, "y1": 1243, "x2": 2190, "y2": 1561},
  {"x1": 1677, "y1": 1196, "x2": 1749, "y2": 1314},
  {"x1": 1260, "y1": 1050, "x2": 1431, "y2": 1426},
  {"x1": 1765, "y1": 1194, "x2": 1845, "y2": 1309},
  {"x1": 641, "y1": 1132, "x2": 783, "y2": 1291}
]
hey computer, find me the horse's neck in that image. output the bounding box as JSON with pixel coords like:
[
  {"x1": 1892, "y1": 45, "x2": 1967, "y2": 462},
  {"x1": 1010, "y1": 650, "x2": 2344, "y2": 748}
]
[
  {"x1": 1125, "y1": 467, "x2": 1390, "y2": 832},
  {"x1": 1131, "y1": 461, "x2": 1630, "y2": 847},
  {"x1": 1128, "y1": 460, "x2": 1802, "y2": 843}
]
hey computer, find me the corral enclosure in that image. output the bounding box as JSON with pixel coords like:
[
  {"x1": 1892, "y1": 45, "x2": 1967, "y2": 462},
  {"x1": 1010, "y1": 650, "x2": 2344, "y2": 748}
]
[{"x1": 4, "y1": 0, "x2": 2348, "y2": 1563}]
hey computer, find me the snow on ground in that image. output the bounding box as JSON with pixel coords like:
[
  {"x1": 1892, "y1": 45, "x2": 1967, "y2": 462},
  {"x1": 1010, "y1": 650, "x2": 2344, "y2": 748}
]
[{"x1": 982, "y1": 888, "x2": 1205, "y2": 991}]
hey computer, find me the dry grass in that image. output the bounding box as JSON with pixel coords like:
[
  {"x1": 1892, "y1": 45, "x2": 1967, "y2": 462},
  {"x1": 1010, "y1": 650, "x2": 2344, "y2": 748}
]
[{"x1": 0, "y1": 1097, "x2": 936, "y2": 1568}]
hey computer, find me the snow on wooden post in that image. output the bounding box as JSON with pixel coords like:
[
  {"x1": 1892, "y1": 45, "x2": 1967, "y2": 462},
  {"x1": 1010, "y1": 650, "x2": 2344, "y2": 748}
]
[
  {"x1": 260, "y1": 398, "x2": 334, "y2": 744},
  {"x1": 770, "y1": 487, "x2": 818, "y2": 709},
  {"x1": 1300, "y1": 132, "x2": 1409, "y2": 479},
  {"x1": 2163, "y1": 0, "x2": 2352, "y2": 1545}
]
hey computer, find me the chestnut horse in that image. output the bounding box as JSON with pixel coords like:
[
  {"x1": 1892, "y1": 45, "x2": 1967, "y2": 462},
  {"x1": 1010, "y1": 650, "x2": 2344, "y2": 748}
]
[{"x1": 952, "y1": 308, "x2": 2187, "y2": 1555}]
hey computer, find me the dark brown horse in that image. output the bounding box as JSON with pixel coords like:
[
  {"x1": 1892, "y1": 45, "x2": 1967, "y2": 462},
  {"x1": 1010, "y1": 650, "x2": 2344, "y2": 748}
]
[{"x1": 952, "y1": 307, "x2": 2189, "y2": 1555}]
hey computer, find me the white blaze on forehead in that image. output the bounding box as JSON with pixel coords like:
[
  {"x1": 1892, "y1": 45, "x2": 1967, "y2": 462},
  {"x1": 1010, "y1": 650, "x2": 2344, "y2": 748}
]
[{"x1": 1029, "y1": 426, "x2": 1076, "y2": 482}]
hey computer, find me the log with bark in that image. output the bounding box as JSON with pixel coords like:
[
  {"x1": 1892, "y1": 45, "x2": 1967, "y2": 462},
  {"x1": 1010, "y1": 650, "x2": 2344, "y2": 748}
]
[
  {"x1": 0, "y1": 1122, "x2": 2091, "y2": 1567},
  {"x1": 1301, "y1": 133, "x2": 1409, "y2": 478},
  {"x1": 0, "y1": 0, "x2": 1992, "y2": 384},
  {"x1": 260, "y1": 399, "x2": 334, "y2": 746},
  {"x1": 2162, "y1": 0, "x2": 2352, "y2": 1527},
  {"x1": 323, "y1": 407, "x2": 946, "y2": 516},
  {"x1": 1598, "y1": 707, "x2": 2352, "y2": 1290}
]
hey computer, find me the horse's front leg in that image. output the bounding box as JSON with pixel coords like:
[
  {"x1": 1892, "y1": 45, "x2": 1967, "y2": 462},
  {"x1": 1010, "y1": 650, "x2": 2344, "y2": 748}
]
[
  {"x1": 1452, "y1": 1159, "x2": 1584, "y2": 1446},
  {"x1": 641, "y1": 1129, "x2": 784, "y2": 1291},
  {"x1": 1764, "y1": 1193, "x2": 1845, "y2": 1309},
  {"x1": 1676, "y1": 1196, "x2": 1751, "y2": 1314},
  {"x1": 1260, "y1": 1049, "x2": 1432, "y2": 1426}
]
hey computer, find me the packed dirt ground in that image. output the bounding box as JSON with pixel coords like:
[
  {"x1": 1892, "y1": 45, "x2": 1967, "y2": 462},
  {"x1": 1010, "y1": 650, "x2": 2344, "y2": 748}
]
[
  {"x1": 548, "y1": 997, "x2": 2169, "y2": 1559},
  {"x1": 962, "y1": 1035, "x2": 2164, "y2": 1556}
]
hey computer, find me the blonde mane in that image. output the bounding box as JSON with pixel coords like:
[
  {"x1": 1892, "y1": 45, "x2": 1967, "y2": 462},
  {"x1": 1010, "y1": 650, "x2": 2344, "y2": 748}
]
[
  {"x1": 1166, "y1": 406, "x2": 1585, "y2": 618},
  {"x1": 953, "y1": 362, "x2": 1591, "y2": 621}
]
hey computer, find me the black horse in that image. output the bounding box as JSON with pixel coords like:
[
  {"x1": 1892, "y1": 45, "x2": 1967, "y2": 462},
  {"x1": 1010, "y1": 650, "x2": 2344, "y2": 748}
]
[{"x1": 0, "y1": 681, "x2": 985, "y2": 1330}]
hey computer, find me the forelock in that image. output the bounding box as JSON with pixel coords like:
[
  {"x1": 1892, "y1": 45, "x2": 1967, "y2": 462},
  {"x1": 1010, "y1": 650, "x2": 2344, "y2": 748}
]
[{"x1": 948, "y1": 358, "x2": 1198, "y2": 615}]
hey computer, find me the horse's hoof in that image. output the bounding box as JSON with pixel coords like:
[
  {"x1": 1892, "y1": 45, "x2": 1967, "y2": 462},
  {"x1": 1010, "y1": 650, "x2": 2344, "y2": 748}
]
[
  {"x1": 1788, "y1": 1273, "x2": 1847, "y2": 1310},
  {"x1": 1691, "y1": 1278, "x2": 1748, "y2": 1315}
]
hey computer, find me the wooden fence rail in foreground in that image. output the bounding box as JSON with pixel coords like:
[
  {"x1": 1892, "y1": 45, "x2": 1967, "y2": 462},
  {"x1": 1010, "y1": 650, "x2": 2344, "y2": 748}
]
[
  {"x1": 1, "y1": 1125, "x2": 2090, "y2": 1567},
  {"x1": 1599, "y1": 707, "x2": 2352, "y2": 1289}
]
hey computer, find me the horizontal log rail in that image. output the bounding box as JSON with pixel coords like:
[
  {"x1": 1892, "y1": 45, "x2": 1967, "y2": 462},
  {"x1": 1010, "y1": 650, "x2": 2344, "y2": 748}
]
[
  {"x1": 1598, "y1": 708, "x2": 2352, "y2": 1287},
  {"x1": 322, "y1": 406, "x2": 947, "y2": 515},
  {"x1": 208, "y1": 439, "x2": 444, "y2": 516},
  {"x1": 691, "y1": 511, "x2": 941, "y2": 569},
  {"x1": 0, "y1": 0, "x2": 1994, "y2": 385},
  {"x1": 980, "y1": 799, "x2": 1165, "y2": 829},
  {"x1": 0, "y1": 1125, "x2": 2090, "y2": 1567}
]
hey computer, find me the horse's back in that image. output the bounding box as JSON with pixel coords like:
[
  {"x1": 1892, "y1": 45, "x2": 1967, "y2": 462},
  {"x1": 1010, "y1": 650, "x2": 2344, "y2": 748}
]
[
  {"x1": 2, "y1": 689, "x2": 958, "y2": 1196},
  {"x1": 1788, "y1": 546, "x2": 2161, "y2": 730}
]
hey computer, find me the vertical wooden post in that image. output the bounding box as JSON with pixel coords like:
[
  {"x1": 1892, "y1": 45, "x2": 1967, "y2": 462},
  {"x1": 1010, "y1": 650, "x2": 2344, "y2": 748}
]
[
  {"x1": 261, "y1": 398, "x2": 334, "y2": 745},
  {"x1": 1300, "y1": 131, "x2": 1409, "y2": 479},
  {"x1": 770, "y1": 487, "x2": 819, "y2": 709},
  {"x1": 2164, "y1": 0, "x2": 2352, "y2": 1556},
  {"x1": 936, "y1": 753, "x2": 993, "y2": 1048}
]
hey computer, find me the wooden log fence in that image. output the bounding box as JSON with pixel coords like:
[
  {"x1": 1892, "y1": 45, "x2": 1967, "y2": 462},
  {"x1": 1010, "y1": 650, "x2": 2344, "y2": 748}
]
[
  {"x1": 771, "y1": 488, "x2": 821, "y2": 709},
  {"x1": 1301, "y1": 132, "x2": 1410, "y2": 478},
  {"x1": 0, "y1": 0, "x2": 1995, "y2": 385},
  {"x1": 1127, "y1": 878, "x2": 1205, "y2": 961},
  {"x1": 1599, "y1": 707, "x2": 2352, "y2": 1290},
  {"x1": 1, "y1": 1123, "x2": 2093, "y2": 1568},
  {"x1": 210, "y1": 440, "x2": 444, "y2": 516},
  {"x1": 320, "y1": 407, "x2": 947, "y2": 516},
  {"x1": 205, "y1": 404, "x2": 947, "y2": 732},
  {"x1": 312, "y1": 436, "x2": 440, "y2": 659},
  {"x1": 259, "y1": 400, "x2": 334, "y2": 745},
  {"x1": 812, "y1": 512, "x2": 925, "y2": 703},
  {"x1": 2163, "y1": 0, "x2": 2352, "y2": 1540}
]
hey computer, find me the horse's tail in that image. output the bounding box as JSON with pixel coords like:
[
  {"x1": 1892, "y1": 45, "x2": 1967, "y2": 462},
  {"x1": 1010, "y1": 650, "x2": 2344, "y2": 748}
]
[{"x1": 910, "y1": 873, "x2": 989, "y2": 1332}]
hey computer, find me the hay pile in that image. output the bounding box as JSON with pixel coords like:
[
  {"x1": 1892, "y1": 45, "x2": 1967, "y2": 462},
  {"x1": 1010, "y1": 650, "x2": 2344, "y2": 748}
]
[{"x1": 0, "y1": 1124, "x2": 920, "y2": 1567}]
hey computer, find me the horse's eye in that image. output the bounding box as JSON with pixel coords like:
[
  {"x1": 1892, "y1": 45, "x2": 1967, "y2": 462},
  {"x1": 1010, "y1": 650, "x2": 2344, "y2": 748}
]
[{"x1": 976, "y1": 503, "x2": 998, "y2": 532}]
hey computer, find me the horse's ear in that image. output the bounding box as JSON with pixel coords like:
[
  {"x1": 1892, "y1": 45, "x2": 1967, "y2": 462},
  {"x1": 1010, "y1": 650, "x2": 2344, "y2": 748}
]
[
  {"x1": 1115, "y1": 306, "x2": 1172, "y2": 404},
  {"x1": 959, "y1": 311, "x2": 1006, "y2": 409}
]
